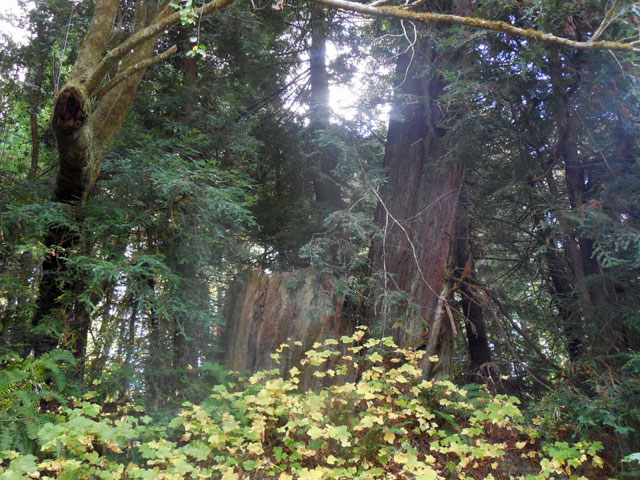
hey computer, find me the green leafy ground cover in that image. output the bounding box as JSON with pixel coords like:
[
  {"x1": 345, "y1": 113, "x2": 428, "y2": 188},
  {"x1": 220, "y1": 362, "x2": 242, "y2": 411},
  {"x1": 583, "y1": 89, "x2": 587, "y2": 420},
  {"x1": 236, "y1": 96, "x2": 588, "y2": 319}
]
[{"x1": 0, "y1": 328, "x2": 615, "y2": 479}]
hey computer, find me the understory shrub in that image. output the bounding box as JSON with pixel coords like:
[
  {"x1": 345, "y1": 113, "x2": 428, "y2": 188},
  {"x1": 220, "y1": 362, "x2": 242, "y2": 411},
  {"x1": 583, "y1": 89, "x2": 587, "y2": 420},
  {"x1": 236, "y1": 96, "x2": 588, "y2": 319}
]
[{"x1": 1, "y1": 328, "x2": 612, "y2": 479}]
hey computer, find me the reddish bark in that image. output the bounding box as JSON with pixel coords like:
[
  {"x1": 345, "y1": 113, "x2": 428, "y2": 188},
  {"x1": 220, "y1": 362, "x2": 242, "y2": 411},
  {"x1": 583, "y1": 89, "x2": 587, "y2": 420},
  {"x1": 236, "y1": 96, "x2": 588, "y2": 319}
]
[
  {"x1": 222, "y1": 270, "x2": 347, "y2": 385},
  {"x1": 369, "y1": 33, "x2": 464, "y2": 378}
]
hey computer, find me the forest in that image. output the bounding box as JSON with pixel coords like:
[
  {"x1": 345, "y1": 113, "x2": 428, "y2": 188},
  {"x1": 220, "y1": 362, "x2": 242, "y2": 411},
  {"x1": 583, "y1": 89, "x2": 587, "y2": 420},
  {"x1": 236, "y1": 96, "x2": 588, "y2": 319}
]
[{"x1": 1, "y1": 0, "x2": 640, "y2": 478}]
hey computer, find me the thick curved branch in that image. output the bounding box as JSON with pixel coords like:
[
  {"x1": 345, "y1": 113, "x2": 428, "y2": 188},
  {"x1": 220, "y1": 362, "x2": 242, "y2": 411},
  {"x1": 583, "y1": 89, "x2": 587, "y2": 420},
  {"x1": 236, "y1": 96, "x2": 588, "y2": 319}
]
[
  {"x1": 93, "y1": 45, "x2": 178, "y2": 102},
  {"x1": 69, "y1": 0, "x2": 120, "y2": 81},
  {"x1": 311, "y1": 0, "x2": 640, "y2": 53},
  {"x1": 86, "y1": 0, "x2": 236, "y2": 94}
]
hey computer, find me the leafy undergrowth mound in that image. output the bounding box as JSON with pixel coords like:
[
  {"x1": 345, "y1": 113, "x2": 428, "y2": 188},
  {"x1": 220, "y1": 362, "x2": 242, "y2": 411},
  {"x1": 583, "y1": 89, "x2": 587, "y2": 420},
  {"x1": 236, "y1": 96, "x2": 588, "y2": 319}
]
[{"x1": 1, "y1": 328, "x2": 611, "y2": 479}]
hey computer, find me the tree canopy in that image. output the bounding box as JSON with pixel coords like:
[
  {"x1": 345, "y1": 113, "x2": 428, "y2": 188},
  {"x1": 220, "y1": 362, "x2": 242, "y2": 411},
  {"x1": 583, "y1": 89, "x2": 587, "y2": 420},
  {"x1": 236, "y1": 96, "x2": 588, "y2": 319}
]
[{"x1": 1, "y1": 0, "x2": 640, "y2": 478}]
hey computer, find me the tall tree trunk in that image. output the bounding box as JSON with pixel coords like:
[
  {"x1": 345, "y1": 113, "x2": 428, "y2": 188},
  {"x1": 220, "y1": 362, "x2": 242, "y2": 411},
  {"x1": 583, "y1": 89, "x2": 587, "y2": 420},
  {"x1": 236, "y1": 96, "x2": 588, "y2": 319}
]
[
  {"x1": 172, "y1": 260, "x2": 209, "y2": 375},
  {"x1": 145, "y1": 276, "x2": 164, "y2": 406},
  {"x1": 181, "y1": 33, "x2": 199, "y2": 118},
  {"x1": 29, "y1": 0, "x2": 181, "y2": 367},
  {"x1": 25, "y1": 7, "x2": 57, "y2": 180},
  {"x1": 28, "y1": 62, "x2": 45, "y2": 180},
  {"x1": 453, "y1": 188, "x2": 493, "y2": 381},
  {"x1": 142, "y1": 229, "x2": 166, "y2": 405},
  {"x1": 369, "y1": 27, "x2": 464, "y2": 379},
  {"x1": 549, "y1": 52, "x2": 621, "y2": 358},
  {"x1": 168, "y1": 36, "x2": 209, "y2": 380},
  {"x1": 308, "y1": 3, "x2": 343, "y2": 215},
  {"x1": 529, "y1": 166, "x2": 584, "y2": 361},
  {"x1": 533, "y1": 209, "x2": 584, "y2": 360}
]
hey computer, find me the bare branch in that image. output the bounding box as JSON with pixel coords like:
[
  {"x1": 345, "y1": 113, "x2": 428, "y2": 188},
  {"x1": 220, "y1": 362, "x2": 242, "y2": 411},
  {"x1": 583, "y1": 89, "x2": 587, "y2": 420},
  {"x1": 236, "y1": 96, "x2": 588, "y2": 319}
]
[
  {"x1": 590, "y1": 0, "x2": 621, "y2": 42},
  {"x1": 311, "y1": 0, "x2": 640, "y2": 53},
  {"x1": 483, "y1": 288, "x2": 562, "y2": 372},
  {"x1": 93, "y1": 45, "x2": 178, "y2": 102},
  {"x1": 477, "y1": 289, "x2": 552, "y2": 390}
]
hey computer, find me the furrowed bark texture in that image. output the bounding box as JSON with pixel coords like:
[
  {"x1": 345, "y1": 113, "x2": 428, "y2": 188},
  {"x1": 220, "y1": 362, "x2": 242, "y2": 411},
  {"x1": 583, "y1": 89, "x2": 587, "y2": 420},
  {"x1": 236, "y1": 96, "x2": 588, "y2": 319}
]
[
  {"x1": 222, "y1": 271, "x2": 348, "y2": 387},
  {"x1": 369, "y1": 29, "x2": 463, "y2": 379}
]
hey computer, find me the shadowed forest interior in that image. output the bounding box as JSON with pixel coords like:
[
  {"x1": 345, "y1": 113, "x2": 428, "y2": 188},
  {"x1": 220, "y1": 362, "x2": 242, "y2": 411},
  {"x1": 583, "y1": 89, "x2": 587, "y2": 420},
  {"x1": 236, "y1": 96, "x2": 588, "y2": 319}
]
[{"x1": 1, "y1": 0, "x2": 640, "y2": 478}]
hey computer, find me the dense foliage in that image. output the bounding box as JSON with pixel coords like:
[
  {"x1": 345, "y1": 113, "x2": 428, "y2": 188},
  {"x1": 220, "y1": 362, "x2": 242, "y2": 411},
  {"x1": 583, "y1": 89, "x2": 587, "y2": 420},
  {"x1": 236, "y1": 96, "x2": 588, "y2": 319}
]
[
  {"x1": 0, "y1": 330, "x2": 613, "y2": 479},
  {"x1": 1, "y1": 0, "x2": 640, "y2": 477}
]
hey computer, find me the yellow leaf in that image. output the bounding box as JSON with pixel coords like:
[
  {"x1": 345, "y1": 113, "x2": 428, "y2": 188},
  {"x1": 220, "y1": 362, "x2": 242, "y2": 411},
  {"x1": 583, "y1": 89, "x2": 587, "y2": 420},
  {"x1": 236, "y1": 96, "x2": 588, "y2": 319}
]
[
  {"x1": 298, "y1": 468, "x2": 325, "y2": 479},
  {"x1": 221, "y1": 468, "x2": 239, "y2": 480},
  {"x1": 394, "y1": 452, "x2": 408, "y2": 464},
  {"x1": 384, "y1": 430, "x2": 396, "y2": 443},
  {"x1": 279, "y1": 473, "x2": 293, "y2": 480},
  {"x1": 515, "y1": 441, "x2": 527, "y2": 449},
  {"x1": 326, "y1": 455, "x2": 337, "y2": 465},
  {"x1": 414, "y1": 467, "x2": 439, "y2": 480},
  {"x1": 353, "y1": 330, "x2": 366, "y2": 342},
  {"x1": 428, "y1": 355, "x2": 439, "y2": 362}
]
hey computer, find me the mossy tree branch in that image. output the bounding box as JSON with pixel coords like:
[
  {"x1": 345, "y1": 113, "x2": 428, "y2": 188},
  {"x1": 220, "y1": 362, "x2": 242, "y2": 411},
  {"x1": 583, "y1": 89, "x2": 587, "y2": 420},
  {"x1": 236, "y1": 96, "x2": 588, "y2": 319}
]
[
  {"x1": 311, "y1": 0, "x2": 640, "y2": 53},
  {"x1": 92, "y1": 45, "x2": 178, "y2": 113}
]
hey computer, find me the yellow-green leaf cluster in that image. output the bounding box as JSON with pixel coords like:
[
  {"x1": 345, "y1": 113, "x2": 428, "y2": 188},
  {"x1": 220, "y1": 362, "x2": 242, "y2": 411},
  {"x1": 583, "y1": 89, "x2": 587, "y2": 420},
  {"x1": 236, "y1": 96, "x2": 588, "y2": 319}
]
[{"x1": 0, "y1": 329, "x2": 612, "y2": 479}]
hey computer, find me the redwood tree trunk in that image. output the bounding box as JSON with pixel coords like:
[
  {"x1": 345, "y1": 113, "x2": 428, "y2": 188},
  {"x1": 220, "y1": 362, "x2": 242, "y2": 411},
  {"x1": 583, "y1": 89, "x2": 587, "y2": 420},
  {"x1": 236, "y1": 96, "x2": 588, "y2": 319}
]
[
  {"x1": 222, "y1": 270, "x2": 347, "y2": 387},
  {"x1": 369, "y1": 28, "x2": 464, "y2": 379}
]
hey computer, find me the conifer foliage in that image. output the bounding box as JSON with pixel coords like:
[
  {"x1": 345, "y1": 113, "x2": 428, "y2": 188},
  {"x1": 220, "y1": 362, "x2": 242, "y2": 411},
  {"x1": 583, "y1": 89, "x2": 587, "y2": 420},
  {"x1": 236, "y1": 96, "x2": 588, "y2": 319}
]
[{"x1": 0, "y1": 0, "x2": 639, "y2": 477}]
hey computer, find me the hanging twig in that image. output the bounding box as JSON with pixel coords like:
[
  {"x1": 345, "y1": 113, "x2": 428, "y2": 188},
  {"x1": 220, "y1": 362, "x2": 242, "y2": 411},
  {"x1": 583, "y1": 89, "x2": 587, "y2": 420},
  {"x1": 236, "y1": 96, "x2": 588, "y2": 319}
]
[
  {"x1": 352, "y1": 143, "x2": 465, "y2": 333},
  {"x1": 55, "y1": 3, "x2": 75, "y2": 92},
  {"x1": 590, "y1": 0, "x2": 621, "y2": 42},
  {"x1": 485, "y1": 288, "x2": 562, "y2": 372},
  {"x1": 476, "y1": 288, "x2": 552, "y2": 390}
]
